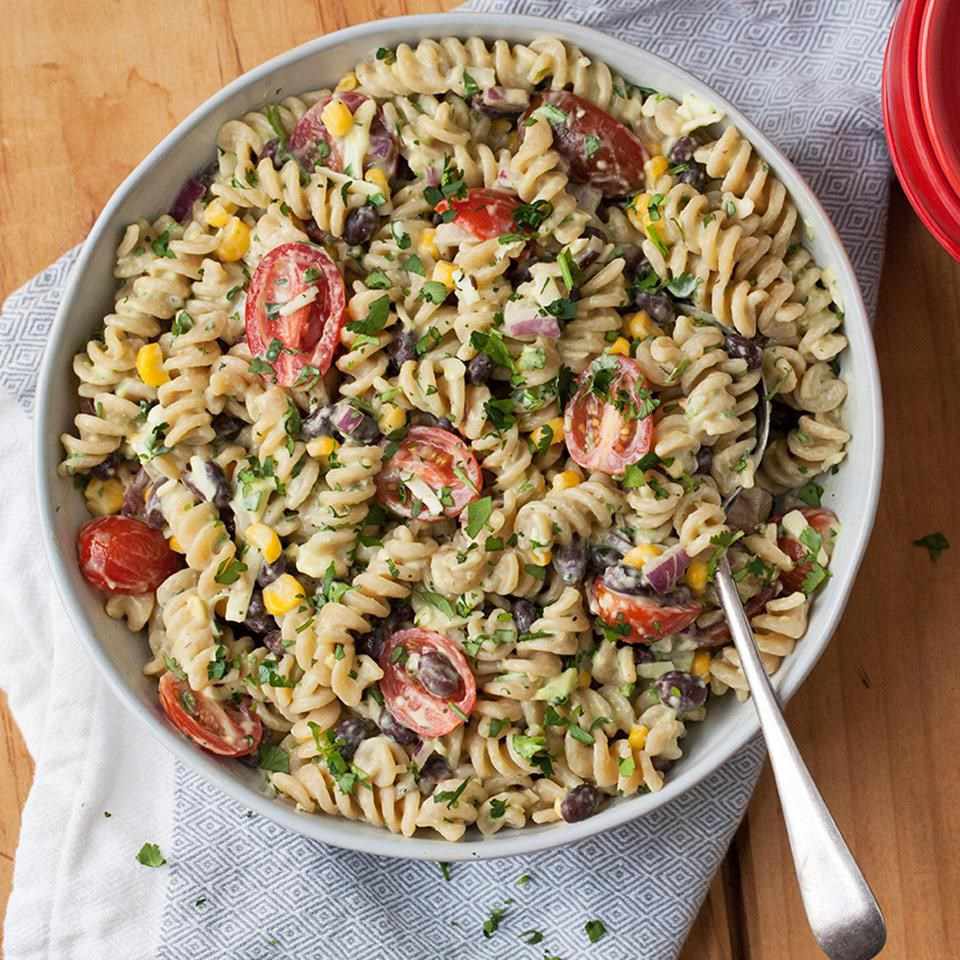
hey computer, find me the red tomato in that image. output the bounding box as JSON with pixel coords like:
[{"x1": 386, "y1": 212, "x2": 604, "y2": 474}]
[
  {"x1": 376, "y1": 426, "x2": 482, "y2": 520},
  {"x1": 564, "y1": 356, "x2": 655, "y2": 475},
  {"x1": 592, "y1": 578, "x2": 702, "y2": 643},
  {"x1": 698, "y1": 587, "x2": 776, "y2": 648},
  {"x1": 77, "y1": 516, "x2": 181, "y2": 596},
  {"x1": 245, "y1": 242, "x2": 346, "y2": 385},
  {"x1": 777, "y1": 507, "x2": 839, "y2": 594},
  {"x1": 521, "y1": 91, "x2": 648, "y2": 196},
  {"x1": 380, "y1": 628, "x2": 477, "y2": 738},
  {"x1": 158, "y1": 672, "x2": 262, "y2": 757},
  {"x1": 288, "y1": 92, "x2": 398, "y2": 176},
  {"x1": 434, "y1": 188, "x2": 520, "y2": 240}
]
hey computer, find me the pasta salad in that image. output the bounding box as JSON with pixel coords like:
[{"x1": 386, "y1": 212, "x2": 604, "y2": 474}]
[{"x1": 60, "y1": 36, "x2": 849, "y2": 840}]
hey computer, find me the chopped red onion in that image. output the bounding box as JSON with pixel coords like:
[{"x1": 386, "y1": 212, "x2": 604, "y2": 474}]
[
  {"x1": 642, "y1": 544, "x2": 690, "y2": 595},
  {"x1": 170, "y1": 177, "x2": 206, "y2": 223},
  {"x1": 503, "y1": 300, "x2": 561, "y2": 339},
  {"x1": 331, "y1": 401, "x2": 365, "y2": 436}
]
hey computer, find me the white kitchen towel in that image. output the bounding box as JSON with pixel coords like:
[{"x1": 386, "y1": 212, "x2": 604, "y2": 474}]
[{"x1": 1, "y1": 1, "x2": 895, "y2": 957}]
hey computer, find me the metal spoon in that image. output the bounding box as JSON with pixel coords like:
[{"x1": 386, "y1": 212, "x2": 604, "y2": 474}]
[{"x1": 715, "y1": 378, "x2": 886, "y2": 960}]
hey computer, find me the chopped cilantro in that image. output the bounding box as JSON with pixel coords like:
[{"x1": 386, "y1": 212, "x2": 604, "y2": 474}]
[
  {"x1": 151, "y1": 230, "x2": 175, "y2": 259},
  {"x1": 401, "y1": 253, "x2": 425, "y2": 275},
  {"x1": 913, "y1": 532, "x2": 949, "y2": 562},
  {"x1": 419, "y1": 280, "x2": 449, "y2": 304},
  {"x1": 365, "y1": 270, "x2": 391, "y2": 290},
  {"x1": 796, "y1": 481, "x2": 824, "y2": 508},
  {"x1": 434, "y1": 776, "x2": 472, "y2": 809},
  {"x1": 439, "y1": 861, "x2": 452, "y2": 881},
  {"x1": 665, "y1": 272, "x2": 698, "y2": 298},
  {"x1": 214, "y1": 557, "x2": 247, "y2": 585},
  {"x1": 136, "y1": 842, "x2": 166, "y2": 867},
  {"x1": 513, "y1": 199, "x2": 553, "y2": 232},
  {"x1": 257, "y1": 743, "x2": 290, "y2": 774},
  {"x1": 466, "y1": 496, "x2": 494, "y2": 538},
  {"x1": 585, "y1": 919, "x2": 607, "y2": 943}
]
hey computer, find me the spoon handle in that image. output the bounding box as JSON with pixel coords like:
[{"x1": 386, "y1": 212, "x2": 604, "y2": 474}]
[{"x1": 715, "y1": 559, "x2": 886, "y2": 960}]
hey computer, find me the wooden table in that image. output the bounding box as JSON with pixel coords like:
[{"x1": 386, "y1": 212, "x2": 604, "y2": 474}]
[{"x1": 2, "y1": 2, "x2": 958, "y2": 956}]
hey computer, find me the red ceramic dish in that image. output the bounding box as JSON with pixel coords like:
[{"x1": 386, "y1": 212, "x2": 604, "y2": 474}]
[
  {"x1": 918, "y1": 0, "x2": 960, "y2": 200},
  {"x1": 882, "y1": 0, "x2": 960, "y2": 260}
]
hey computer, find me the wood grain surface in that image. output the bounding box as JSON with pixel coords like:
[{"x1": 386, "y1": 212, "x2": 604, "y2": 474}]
[{"x1": 1, "y1": 3, "x2": 957, "y2": 957}]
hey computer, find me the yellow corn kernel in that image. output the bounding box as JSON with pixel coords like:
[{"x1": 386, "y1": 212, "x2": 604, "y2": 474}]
[
  {"x1": 364, "y1": 167, "x2": 390, "y2": 201},
  {"x1": 169, "y1": 536, "x2": 185, "y2": 554},
  {"x1": 307, "y1": 435, "x2": 339, "y2": 458},
  {"x1": 136, "y1": 342, "x2": 169, "y2": 388},
  {"x1": 531, "y1": 547, "x2": 552, "y2": 567},
  {"x1": 553, "y1": 470, "x2": 582, "y2": 491},
  {"x1": 321, "y1": 98, "x2": 354, "y2": 137},
  {"x1": 262, "y1": 573, "x2": 306, "y2": 616},
  {"x1": 692, "y1": 650, "x2": 712, "y2": 679},
  {"x1": 335, "y1": 71, "x2": 358, "y2": 92},
  {"x1": 432, "y1": 260, "x2": 457, "y2": 290},
  {"x1": 536, "y1": 417, "x2": 565, "y2": 449},
  {"x1": 216, "y1": 216, "x2": 251, "y2": 262},
  {"x1": 627, "y1": 192, "x2": 651, "y2": 231},
  {"x1": 625, "y1": 310, "x2": 663, "y2": 340},
  {"x1": 203, "y1": 197, "x2": 237, "y2": 228},
  {"x1": 84, "y1": 477, "x2": 124, "y2": 516},
  {"x1": 645, "y1": 155, "x2": 669, "y2": 182},
  {"x1": 244, "y1": 522, "x2": 282, "y2": 564},
  {"x1": 607, "y1": 336, "x2": 631, "y2": 356},
  {"x1": 628, "y1": 724, "x2": 650, "y2": 751},
  {"x1": 378, "y1": 404, "x2": 407, "y2": 435},
  {"x1": 578, "y1": 670, "x2": 592, "y2": 689},
  {"x1": 418, "y1": 227, "x2": 439, "y2": 260},
  {"x1": 623, "y1": 544, "x2": 664, "y2": 569},
  {"x1": 686, "y1": 558, "x2": 709, "y2": 594}
]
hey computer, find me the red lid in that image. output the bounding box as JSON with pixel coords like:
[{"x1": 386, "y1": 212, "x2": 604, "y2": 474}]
[
  {"x1": 883, "y1": 0, "x2": 960, "y2": 260},
  {"x1": 918, "y1": 0, "x2": 960, "y2": 199}
]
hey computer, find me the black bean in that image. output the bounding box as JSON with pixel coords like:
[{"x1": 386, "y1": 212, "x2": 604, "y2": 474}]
[
  {"x1": 262, "y1": 630, "x2": 286, "y2": 657},
  {"x1": 633, "y1": 291, "x2": 676, "y2": 326},
  {"x1": 511, "y1": 599, "x2": 540, "y2": 634},
  {"x1": 331, "y1": 401, "x2": 381, "y2": 443},
  {"x1": 651, "y1": 755, "x2": 674, "y2": 774},
  {"x1": 633, "y1": 645, "x2": 655, "y2": 664},
  {"x1": 668, "y1": 136, "x2": 697, "y2": 165},
  {"x1": 257, "y1": 555, "x2": 288, "y2": 587},
  {"x1": 206, "y1": 462, "x2": 232, "y2": 509},
  {"x1": 553, "y1": 537, "x2": 588, "y2": 585},
  {"x1": 418, "y1": 754, "x2": 453, "y2": 795},
  {"x1": 391, "y1": 602, "x2": 414, "y2": 628},
  {"x1": 582, "y1": 224, "x2": 608, "y2": 243},
  {"x1": 143, "y1": 486, "x2": 165, "y2": 529},
  {"x1": 343, "y1": 205, "x2": 379, "y2": 246},
  {"x1": 334, "y1": 716, "x2": 378, "y2": 761},
  {"x1": 357, "y1": 624, "x2": 386, "y2": 663},
  {"x1": 588, "y1": 544, "x2": 622, "y2": 576},
  {"x1": 696, "y1": 446, "x2": 713, "y2": 476},
  {"x1": 473, "y1": 87, "x2": 531, "y2": 116},
  {"x1": 212, "y1": 412, "x2": 245, "y2": 440},
  {"x1": 243, "y1": 590, "x2": 274, "y2": 635},
  {"x1": 90, "y1": 452, "x2": 119, "y2": 480},
  {"x1": 387, "y1": 329, "x2": 418, "y2": 374},
  {"x1": 724, "y1": 332, "x2": 763, "y2": 370},
  {"x1": 560, "y1": 784, "x2": 601, "y2": 823},
  {"x1": 121, "y1": 468, "x2": 150, "y2": 519},
  {"x1": 305, "y1": 219, "x2": 328, "y2": 245},
  {"x1": 379, "y1": 708, "x2": 419, "y2": 747},
  {"x1": 618, "y1": 243, "x2": 650, "y2": 275},
  {"x1": 677, "y1": 164, "x2": 707, "y2": 192},
  {"x1": 726, "y1": 487, "x2": 773, "y2": 533},
  {"x1": 656, "y1": 670, "x2": 708, "y2": 715},
  {"x1": 300, "y1": 405, "x2": 334, "y2": 440},
  {"x1": 418, "y1": 649, "x2": 462, "y2": 699},
  {"x1": 769, "y1": 401, "x2": 802, "y2": 436},
  {"x1": 466, "y1": 353, "x2": 494, "y2": 385}
]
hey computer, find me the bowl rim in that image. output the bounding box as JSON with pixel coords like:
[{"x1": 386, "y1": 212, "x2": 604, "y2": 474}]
[{"x1": 34, "y1": 11, "x2": 884, "y2": 861}]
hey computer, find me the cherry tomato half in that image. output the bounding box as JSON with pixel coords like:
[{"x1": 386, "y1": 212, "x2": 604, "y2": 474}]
[
  {"x1": 77, "y1": 515, "x2": 181, "y2": 596},
  {"x1": 434, "y1": 188, "x2": 520, "y2": 241},
  {"x1": 376, "y1": 426, "x2": 482, "y2": 520},
  {"x1": 521, "y1": 91, "x2": 648, "y2": 196},
  {"x1": 158, "y1": 672, "x2": 262, "y2": 757},
  {"x1": 380, "y1": 628, "x2": 477, "y2": 738},
  {"x1": 245, "y1": 242, "x2": 346, "y2": 385},
  {"x1": 777, "y1": 507, "x2": 839, "y2": 594},
  {"x1": 592, "y1": 578, "x2": 702, "y2": 644},
  {"x1": 288, "y1": 92, "x2": 398, "y2": 176},
  {"x1": 564, "y1": 356, "x2": 655, "y2": 476}
]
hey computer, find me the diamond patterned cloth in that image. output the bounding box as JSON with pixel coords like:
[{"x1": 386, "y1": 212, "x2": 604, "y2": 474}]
[{"x1": 1, "y1": 2, "x2": 894, "y2": 957}]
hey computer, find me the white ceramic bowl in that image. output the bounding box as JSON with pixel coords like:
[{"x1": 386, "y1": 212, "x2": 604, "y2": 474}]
[{"x1": 35, "y1": 13, "x2": 883, "y2": 861}]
